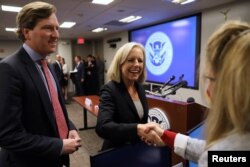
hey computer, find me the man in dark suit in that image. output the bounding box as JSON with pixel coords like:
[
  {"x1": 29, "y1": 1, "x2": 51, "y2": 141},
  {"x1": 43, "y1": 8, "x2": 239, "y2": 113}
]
[
  {"x1": 0, "y1": 2, "x2": 81, "y2": 167},
  {"x1": 73, "y1": 56, "x2": 85, "y2": 96},
  {"x1": 53, "y1": 54, "x2": 63, "y2": 87}
]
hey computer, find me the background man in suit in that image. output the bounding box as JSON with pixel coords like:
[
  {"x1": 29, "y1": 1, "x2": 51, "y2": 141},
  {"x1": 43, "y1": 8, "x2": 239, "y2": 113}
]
[
  {"x1": 73, "y1": 56, "x2": 85, "y2": 96},
  {"x1": 53, "y1": 54, "x2": 63, "y2": 87},
  {"x1": 0, "y1": 2, "x2": 81, "y2": 167}
]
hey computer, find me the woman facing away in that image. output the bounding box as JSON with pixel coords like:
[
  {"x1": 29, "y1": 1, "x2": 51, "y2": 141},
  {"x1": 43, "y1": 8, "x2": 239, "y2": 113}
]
[{"x1": 142, "y1": 20, "x2": 250, "y2": 166}]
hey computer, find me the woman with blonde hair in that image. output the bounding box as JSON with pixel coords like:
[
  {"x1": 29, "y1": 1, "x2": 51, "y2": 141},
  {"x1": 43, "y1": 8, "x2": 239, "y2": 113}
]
[
  {"x1": 96, "y1": 42, "x2": 161, "y2": 150},
  {"x1": 143, "y1": 20, "x2": 250, "y2": 166}
]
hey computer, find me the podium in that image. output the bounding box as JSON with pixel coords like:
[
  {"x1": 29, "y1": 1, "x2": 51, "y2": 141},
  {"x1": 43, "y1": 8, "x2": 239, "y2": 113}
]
[{"x1": 146, "y1": 95, "x2": 207, "y2": 166}]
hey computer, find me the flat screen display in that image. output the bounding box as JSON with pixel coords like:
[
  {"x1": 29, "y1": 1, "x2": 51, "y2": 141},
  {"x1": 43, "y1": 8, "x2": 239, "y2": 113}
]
[{"x1": 129, "y1": 14, "x2": 201, "y2": 89}]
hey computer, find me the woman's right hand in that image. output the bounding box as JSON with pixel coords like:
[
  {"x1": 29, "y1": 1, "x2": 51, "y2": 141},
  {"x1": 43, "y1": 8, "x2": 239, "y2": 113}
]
[{"x1": 137, "y1": 123, "x2": 165, "y2": 147}]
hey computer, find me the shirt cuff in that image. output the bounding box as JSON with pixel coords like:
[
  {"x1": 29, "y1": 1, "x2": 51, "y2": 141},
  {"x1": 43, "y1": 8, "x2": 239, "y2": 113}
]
[
  {"x1": 161, "y1": 130, "x2": 176, "y2": 149},
  {"x1": 174, "y1": 133, "x2": 189, "y2": 158}
]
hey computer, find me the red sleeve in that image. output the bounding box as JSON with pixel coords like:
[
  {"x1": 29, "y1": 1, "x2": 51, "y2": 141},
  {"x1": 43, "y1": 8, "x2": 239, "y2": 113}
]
[{"x1": 161, "y1": 130, "x2": 177, "y2": 149}]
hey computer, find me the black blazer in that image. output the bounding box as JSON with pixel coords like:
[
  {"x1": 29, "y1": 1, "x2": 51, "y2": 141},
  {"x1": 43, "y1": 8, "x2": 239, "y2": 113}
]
[
  {"x1": 0, "y1": 47, "x2": 75, "y2": 167},
  {"x1": 75, "y1": 62, "x2": 85, "y2": 81},
  {"x1": 52, "y1": 61, "x2": 63, "y2": 84},
  {"x1": 96, "y1": 80, "x2": 148, "y2": 150}
]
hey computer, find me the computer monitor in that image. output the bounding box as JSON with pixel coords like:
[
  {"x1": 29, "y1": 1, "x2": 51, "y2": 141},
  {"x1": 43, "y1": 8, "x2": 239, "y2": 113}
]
[{"x1": 129, "y1": 14, "x2": 201, "y2": 89}]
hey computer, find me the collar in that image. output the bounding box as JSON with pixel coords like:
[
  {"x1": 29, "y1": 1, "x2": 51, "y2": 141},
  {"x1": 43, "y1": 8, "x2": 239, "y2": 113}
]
[{"x1": 23, "y1": 43, "x2": 47, "y2": 62}]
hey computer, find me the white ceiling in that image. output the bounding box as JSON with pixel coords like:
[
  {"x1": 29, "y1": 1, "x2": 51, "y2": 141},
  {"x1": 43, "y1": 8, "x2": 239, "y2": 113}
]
[{"x1": 0, "y1": 0, "x2": 239, "y2": 40}]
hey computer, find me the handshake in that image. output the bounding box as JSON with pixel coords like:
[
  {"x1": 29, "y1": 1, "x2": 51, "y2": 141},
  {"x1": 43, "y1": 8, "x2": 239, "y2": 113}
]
[{"x1": 137, "y1": 122, "x2": 166, "y2": 147}]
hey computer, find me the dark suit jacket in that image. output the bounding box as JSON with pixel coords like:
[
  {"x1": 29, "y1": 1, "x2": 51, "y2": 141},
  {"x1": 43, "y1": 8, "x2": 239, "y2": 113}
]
[
  {"x1": 52, "y1": 61, "x2": 63, "y2": 84},
  {"x1": 75, "y1": 62, "x2": 85, "y2": 81},
  {"x1": 95, "y1": 80, "x2": 148, "y2": 150},
  {"x1": 0, "y1": 47, "x2": 75, "y2": 167}
]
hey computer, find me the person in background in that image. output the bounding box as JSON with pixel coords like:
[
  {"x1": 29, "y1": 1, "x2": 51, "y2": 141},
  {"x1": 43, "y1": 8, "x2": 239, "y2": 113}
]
[
  {"x1": 47, "y1": 57, "x2": 52, "y2": 64},
  {"x1": 91, "y1": 56, "x2": 100, "y2": 94},
  {"x1": 53, "y1": 54, "x2": 63, "y2": 87},
  {"x1": 95, "y1": 42, "x2": 162, "y2": 150},
  {"x1": 85, "y1": 54, "x2": 99, "y2": 95},
  {"x1": 96, "y1": 55, "x2": 105, "y2": 90},
  {"x1": 0, "y1": 2, "x2": 81, "y2": 167},
  {"x1": 73, "y1": 55, "x2": 85, "y2": 96},
  {"x1": 61, "y1": 57, "x2": 69, "y2": 102},
  {"x1": 142, "y1": 20, "x2": 250, "y2": 167}
]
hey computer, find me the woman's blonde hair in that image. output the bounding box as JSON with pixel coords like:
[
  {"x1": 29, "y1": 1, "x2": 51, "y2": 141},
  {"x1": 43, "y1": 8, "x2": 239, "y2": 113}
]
[
  {"x1": 107, "y1": 42, "x2": 146, "y2": 83},
  {"x1": 203, "y1": 20, "x2": 250, "y2": 146}
]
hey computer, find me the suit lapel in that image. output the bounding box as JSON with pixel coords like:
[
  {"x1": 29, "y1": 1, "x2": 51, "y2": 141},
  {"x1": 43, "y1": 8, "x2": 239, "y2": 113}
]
[{"x1": 19, "y1": 48, "x2": 58, "y2": 134}]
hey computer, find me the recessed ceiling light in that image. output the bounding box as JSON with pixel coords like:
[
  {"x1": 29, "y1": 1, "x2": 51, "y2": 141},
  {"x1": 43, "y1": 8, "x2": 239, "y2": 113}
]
[
  {"x1": 1, "y1": 5, "x2": 22, "y2": 12},
  {"x1": 59, "y1": 22, "x2": 76, "y2": 28},
  {"x1": 119, "y1": 16, "x2": 142, "y2": 23},
  {"x1": 5, "y1": 28, "x2": 17, "y2": 32},
  {"x1": 92, "y1": 0, "x2": 114, "y2": 5},
  {"x1": 171, "y1": 0, "x2": 196, "y2": 5},
  {"x1": 92, "y1": 27, "x2": 108, "y2": 33},
  {"x1": 180, "y1": 0, "x2": 196, "y2": 5}
]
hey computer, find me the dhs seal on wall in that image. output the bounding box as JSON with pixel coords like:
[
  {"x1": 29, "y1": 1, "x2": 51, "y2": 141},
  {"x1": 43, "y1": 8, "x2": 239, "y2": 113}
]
[
  {"x1": 148, "y1": 108, "x2": 170, "y2": 130},
  {"x1": 145, "y1": 31, "x2": 173, "y2": 76}
]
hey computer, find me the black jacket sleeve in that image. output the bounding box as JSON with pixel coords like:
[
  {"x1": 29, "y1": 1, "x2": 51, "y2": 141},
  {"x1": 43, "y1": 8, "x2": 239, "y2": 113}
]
[
  {"x1": 96, "y1": 81, "x2": 148, "y2": 147},
  {"x1": 96, "y1": 86, "x2": 138, "y2": 143}
]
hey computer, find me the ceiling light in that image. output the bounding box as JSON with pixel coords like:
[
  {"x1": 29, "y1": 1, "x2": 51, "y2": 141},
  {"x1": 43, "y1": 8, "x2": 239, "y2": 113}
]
[
  {"x1": 5, "y1": 28, "x2": 17, "y2": 32},
  {"x1": 171, "y1": 0, "x2": 196, "y2": 5},
  {"x1": 1, "y1": 5, "x2": 22, "y2": 12},
  {"x1": 180, "y1": 0, "x2": 196, "y2": 5},
  {"x1": 92, "y1": 27, "x2": 108, "y2": 33},
  {"x1": 119, "y1": 16, "x2": 142, "y2": 23},
  {"x1": 59, "y1": 22, "x2": 76, "y2": 28},
  {"x1": 92, "y1": 0, "x2": 114, "y2": 5}
]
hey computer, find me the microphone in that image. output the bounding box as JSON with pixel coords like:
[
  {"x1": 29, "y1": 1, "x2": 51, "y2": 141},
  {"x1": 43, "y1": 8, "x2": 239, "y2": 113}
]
[
  {"x1": 179, "y1": 74, "x2": 184, "y2": 81},
  {"x1": 151, "y1": 75, "x2": 175, "y2": 93},
  {"x1": 164, "y1": 75, "x2": 184, "y2": 92},
  {"x1": 158, "y1": 75, "x2": 175, "y2": 93},
  {"x1": 162, "y1": 80, "x2": 188, "y2": 97}
]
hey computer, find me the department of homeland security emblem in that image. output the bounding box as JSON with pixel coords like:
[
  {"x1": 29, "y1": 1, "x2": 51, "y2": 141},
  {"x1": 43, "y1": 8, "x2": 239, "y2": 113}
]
[
  {"x1": 145, "y1": 32, "x2": 173, "y2": 75},
  {"x1": 148, "y1": 108, "x2": 170, "y2": 130}
]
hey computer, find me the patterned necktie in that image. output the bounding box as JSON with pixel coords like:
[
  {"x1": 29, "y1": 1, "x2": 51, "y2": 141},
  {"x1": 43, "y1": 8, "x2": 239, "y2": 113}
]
[{"x1": 40, "y1": 59, "x2": 68, "y2": 139}]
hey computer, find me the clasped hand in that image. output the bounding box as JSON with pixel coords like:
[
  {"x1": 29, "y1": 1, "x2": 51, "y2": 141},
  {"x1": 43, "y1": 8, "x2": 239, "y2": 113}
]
[
  {"x1": 137, "y1": 122, "x2": 165, "y2": 147},
  {"x1": 62, "y1": 130, "x2": 82, "y2": 154}
]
